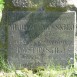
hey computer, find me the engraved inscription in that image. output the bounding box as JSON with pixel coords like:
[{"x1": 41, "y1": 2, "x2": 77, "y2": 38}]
[
  {"x1": 52, "y1": 24, "x2": 74, "y2": 30},
  {"x1": 10, "y1": 24, "x2": 25, "y2": 31},
  {"x1": 8, "y1": 11, "x2": 75, "y2": 68}
]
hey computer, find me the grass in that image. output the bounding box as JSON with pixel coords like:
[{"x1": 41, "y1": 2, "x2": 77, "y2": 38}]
[
  {"x1": 0, "y1": 63, "x2": 77, "y2": 77},
  {"x1": 0, "y1": 0, "x2": 4, "y2": 11},
  {"x1": 0, "y1": 53, "x2": 77, "y2": 77},
  {"x1": 0, "y1": 52, "x2": 76, "y2": 77}
]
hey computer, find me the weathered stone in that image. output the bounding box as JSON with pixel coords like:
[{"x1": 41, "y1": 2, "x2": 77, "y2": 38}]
[
  {"x1": 6, "y1": 11, "x2": 76, "y2": 68},
  {"x1": 4, "y1": 0, "x2": 69, "y2": 11},
  {"x1": 0, "y1": 11, "x2": 8, "y2": 57},
  {"x1": 44, "y1": 0, "x2": 68, "y2": 7},
  {"x1": 4, "y1": 0, "x2": 40, "y2": 10}
]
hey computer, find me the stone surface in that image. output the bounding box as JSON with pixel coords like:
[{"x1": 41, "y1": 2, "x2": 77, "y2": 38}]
[
  {"x1": 4, "y1": 0, "x2": 68, "y2": 10},
  {"x1": 0, "y1": 11, "x2": 7, "y2": 55},
  {"x1": 7, "y1": 11, "x2": 76, "y2": 68},
  {"x1": 12, "y1": 0, "x2": 29, "y2": 7},
  {"x1": 44, "y1": 0, "x2": 68, "y2": 7},
  {"x1": 75, "y1": 36, "x2": 77, "y2": 54},
  {"x1": 4, "y1": 0, "x2": 40, "y2": 10}
]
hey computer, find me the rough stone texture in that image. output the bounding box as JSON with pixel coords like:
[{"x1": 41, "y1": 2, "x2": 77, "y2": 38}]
[
  {"x1": 0, "y1": 25, "x2": 6, "y2": 53},
  {"x1": 44, "y1": 0, "x2": 68, "y2": 7},
  {"x1": 0, "y1": 12, "x2": 7, "y2": 55},
  {"x1": 4, "y1": 0, "x2": 68, "y2": 11},
  {"x1": 70, "y1": 7, "x2": 77, "y2": 36},
  {"x1": 7, "y1": 11, "x2": 76, "y2": 68},
  {"x1": 4, "y1": 0, "x2": 40, "y2": 10},
  {"x1": 12, "y1": 0, "x2": 29, "y2": 7}
]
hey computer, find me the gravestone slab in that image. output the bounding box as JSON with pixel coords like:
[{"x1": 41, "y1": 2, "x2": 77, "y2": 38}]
[{"x1": 7, "y1": 11, "x2": 76, "y2": 68}]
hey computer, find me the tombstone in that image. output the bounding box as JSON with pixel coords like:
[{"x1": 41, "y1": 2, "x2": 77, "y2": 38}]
[
  {"x1": 5, "y1": 11, "x2": 76, "y2": 68},
  {"x1": 1, "y1": 0, "x2": 76, "y2": 68}
]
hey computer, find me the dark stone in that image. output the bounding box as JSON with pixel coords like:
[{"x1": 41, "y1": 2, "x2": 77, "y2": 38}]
[
  {"x1": 6, "y1": 11, "x2": 76, "y2": 68},
  {"x1": 0, "y1": 11, "x2": 8, "y2": 60}
]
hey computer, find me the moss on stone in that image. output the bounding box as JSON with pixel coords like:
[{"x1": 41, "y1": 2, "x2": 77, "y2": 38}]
[{"x1": 45, "y1": 6, "x2": 67, "y2": 12}]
